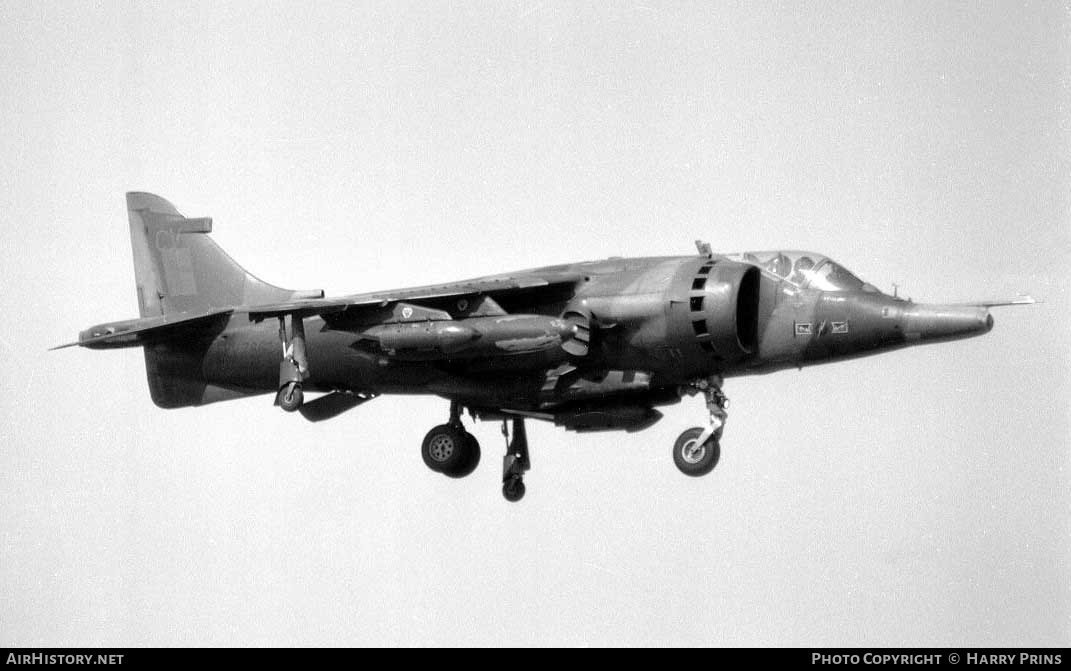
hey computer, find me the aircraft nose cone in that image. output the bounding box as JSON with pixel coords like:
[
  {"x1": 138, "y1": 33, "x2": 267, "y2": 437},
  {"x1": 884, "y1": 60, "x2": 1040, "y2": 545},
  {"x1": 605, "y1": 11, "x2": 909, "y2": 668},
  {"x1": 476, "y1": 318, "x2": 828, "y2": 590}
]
[{"x1": 902, "y1": 305, "x2": 993, "y2": 343}]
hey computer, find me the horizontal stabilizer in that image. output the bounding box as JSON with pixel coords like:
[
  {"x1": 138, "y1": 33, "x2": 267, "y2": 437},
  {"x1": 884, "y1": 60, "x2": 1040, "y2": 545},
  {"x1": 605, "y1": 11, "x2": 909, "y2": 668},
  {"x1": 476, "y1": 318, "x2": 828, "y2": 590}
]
[{"x1": 51, "y1": 308, "x2": 232, "y2": 350}]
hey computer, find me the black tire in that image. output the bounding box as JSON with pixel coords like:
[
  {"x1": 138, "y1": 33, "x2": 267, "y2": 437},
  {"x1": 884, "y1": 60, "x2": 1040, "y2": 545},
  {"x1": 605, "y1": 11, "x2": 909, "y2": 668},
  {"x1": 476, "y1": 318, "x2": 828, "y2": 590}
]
[
  {"x1": 672, "y1": 427, "x2": 721, "y2": 477},
  {"x1": 443, "y1": 433, "x2": 481, "y2": 479},
  {"x1": 421, "y1": 424, "x2": 467, "y2": 473},
  {"x1": 278, "y1": 383, "x2": 303, "y2": 412},
  {"x1": 502, "y1": 476, "x2": 526, "y2": 502}
]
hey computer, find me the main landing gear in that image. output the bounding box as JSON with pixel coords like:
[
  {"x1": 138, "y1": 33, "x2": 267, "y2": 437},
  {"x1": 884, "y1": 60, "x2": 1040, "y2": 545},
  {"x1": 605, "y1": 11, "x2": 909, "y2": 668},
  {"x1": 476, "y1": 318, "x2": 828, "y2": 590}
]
[
  {"x1": 421, "y1": 402, "x2": 481, "y2": 478},
  {"x1": 419, "y1": 404, "x2": 532, "y2": 502},
  {"x1": 673, "y1": 376, "x2": 729, "y2": 477}
]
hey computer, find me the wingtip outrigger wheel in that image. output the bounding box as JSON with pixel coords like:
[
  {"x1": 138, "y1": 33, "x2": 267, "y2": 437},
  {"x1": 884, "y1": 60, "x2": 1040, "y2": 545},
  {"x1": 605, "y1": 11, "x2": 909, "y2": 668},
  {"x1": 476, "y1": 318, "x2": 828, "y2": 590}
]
[
  {"x1": 501, "y1": 417, "x2": 531, "y2": 502},
  {"x1": 275, "y1": 314, "x2": 309, "y2": 413},
  {"x1": 502, "y1": 475, "x2": 526, "y2": 502},
  {"x1": 277, "y1": 380, "x2": 304, "y2": 413}
]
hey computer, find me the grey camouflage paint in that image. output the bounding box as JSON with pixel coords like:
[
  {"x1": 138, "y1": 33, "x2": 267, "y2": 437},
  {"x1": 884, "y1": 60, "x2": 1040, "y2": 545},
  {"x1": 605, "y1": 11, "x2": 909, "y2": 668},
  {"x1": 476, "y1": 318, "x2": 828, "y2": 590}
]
[{"x1": 62, "y1": 193, "x2": 996, "y2": 430}]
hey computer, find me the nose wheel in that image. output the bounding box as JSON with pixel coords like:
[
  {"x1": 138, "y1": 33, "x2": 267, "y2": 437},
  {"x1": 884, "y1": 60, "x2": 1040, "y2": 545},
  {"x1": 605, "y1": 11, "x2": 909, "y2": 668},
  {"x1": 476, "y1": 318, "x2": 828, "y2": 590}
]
[
  {"x1": 673, "y1": 426, "x2": 721, "y2": 476},
  {"x1": 673, "y1": 376, "x2": 728, "y2": 477}
]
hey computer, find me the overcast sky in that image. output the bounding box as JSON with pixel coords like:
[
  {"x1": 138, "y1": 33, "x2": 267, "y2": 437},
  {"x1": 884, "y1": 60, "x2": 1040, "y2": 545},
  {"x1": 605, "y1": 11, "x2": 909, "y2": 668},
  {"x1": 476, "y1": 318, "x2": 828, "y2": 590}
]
[{"x1": 2, "y1": 1, "x2": 1068, "y2": 646}]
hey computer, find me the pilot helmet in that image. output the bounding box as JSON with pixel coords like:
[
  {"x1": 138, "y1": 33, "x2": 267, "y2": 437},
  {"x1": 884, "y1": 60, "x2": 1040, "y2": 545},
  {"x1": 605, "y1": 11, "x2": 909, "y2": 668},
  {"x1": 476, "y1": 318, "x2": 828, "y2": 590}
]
[{"x1": 765, "y1": 254, "x2": 791, "y2": 277}]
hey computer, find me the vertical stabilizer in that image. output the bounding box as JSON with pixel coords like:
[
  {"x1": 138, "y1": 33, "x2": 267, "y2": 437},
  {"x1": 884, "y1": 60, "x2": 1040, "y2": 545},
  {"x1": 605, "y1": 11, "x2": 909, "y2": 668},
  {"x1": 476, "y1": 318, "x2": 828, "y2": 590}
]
[
  {"x1": 124, "y1": 192, "x2": 322, "y2": 408},
  {"x1": 126, "y1": 192, "x2": 321, "y2": 317}
]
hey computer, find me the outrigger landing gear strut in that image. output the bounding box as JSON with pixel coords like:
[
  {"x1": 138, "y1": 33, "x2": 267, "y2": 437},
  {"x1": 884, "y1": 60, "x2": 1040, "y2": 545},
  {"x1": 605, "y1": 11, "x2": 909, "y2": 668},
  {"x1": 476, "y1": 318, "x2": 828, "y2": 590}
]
[
  {"x1": 275, "y1": 313, "x2": 309, "y2": 412},
  {"x1": 501, "y1": 417, "x2": 531, "y2": 502}
]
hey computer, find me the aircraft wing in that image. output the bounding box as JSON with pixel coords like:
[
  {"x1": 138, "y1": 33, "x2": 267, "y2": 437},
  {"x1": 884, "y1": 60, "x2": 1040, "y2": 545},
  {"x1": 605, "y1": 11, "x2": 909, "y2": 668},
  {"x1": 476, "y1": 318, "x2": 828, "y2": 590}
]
[
  {"x1": 54, "y1": 270, "x2": 583, "y2": 349},
  {"x1": 238, "y1": 270, "x2": 585, "y2": 322}
]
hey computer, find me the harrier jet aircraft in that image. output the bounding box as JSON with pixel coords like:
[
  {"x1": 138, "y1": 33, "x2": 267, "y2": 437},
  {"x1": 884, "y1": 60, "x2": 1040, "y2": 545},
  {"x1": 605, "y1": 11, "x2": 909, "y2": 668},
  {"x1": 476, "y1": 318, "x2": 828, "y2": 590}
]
[{"x1": 56, "y1": 193, "x2": 1035, "y2": 501}]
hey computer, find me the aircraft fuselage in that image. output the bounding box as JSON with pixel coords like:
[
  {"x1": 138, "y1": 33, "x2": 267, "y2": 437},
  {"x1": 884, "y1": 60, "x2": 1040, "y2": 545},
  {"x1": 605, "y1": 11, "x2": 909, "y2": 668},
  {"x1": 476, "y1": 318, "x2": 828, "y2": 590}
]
[
  {"x1": 142, "y1": 254, "x2": 991, "y2": 413},
  {"x1": 63, "y1": 193, "x2": 1015, "y2": 500}
]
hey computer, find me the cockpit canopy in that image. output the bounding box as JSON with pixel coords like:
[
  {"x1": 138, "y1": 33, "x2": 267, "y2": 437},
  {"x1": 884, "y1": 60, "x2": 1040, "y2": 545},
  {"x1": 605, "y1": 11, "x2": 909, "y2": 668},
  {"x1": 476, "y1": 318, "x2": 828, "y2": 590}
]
[{"x1": 725, "y1": 251, "x2": 879, "y2": 293}]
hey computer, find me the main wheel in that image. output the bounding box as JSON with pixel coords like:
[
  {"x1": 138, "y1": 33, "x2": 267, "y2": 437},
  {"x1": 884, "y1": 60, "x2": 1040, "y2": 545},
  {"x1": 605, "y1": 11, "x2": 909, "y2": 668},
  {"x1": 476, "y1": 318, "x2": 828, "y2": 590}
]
[
  {"x1": 278, "y1": 382, "x2": 304, "y2": 412},
  {"x1": 502, "y1": 476, "x2": 526, "y2": 502},
  {"x1": 421, "y1": 424, "x2": 467, "y2": 473},
  {"x1": 443, "y1": 433, "x2": 481, "y2": 479},
  {"x1": 672, "y1": 427, "x2": 721, "y2": 477}
]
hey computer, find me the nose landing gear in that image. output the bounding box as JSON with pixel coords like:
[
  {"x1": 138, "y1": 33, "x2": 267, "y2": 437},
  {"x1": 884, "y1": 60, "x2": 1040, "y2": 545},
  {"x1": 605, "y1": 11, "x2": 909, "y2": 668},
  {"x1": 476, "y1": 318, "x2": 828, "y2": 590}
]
[
  {"x1": 673, "y1": 426, "x2": 721, "y2": 476},
  {"x1": 673, "y1": 376, "x2": 728, "y2": 477}
]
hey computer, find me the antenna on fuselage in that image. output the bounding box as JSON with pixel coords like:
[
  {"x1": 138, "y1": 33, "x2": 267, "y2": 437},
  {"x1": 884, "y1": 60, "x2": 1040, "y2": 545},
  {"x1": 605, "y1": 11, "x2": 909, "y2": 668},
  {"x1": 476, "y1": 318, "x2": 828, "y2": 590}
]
[{"x1": 695, "y1": 240, "x2": 712, "y2": 258}]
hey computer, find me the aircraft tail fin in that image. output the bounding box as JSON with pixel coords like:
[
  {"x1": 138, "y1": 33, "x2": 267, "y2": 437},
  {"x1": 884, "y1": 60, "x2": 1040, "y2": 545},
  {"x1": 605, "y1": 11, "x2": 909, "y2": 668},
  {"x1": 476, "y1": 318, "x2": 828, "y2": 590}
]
[
  {"x1": 126, "y1": 192, "x2": 322, "y2": 317},
  {"x1": 121, "y1": 192, "x2": 322, "y2": 409}
]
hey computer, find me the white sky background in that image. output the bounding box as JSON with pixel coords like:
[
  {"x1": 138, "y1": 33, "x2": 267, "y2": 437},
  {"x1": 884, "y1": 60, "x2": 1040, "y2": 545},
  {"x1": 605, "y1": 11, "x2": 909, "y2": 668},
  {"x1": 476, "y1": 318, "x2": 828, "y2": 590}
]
[{"x1": 2, "y1": 1, "x2": 1069, "y2": 646}]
